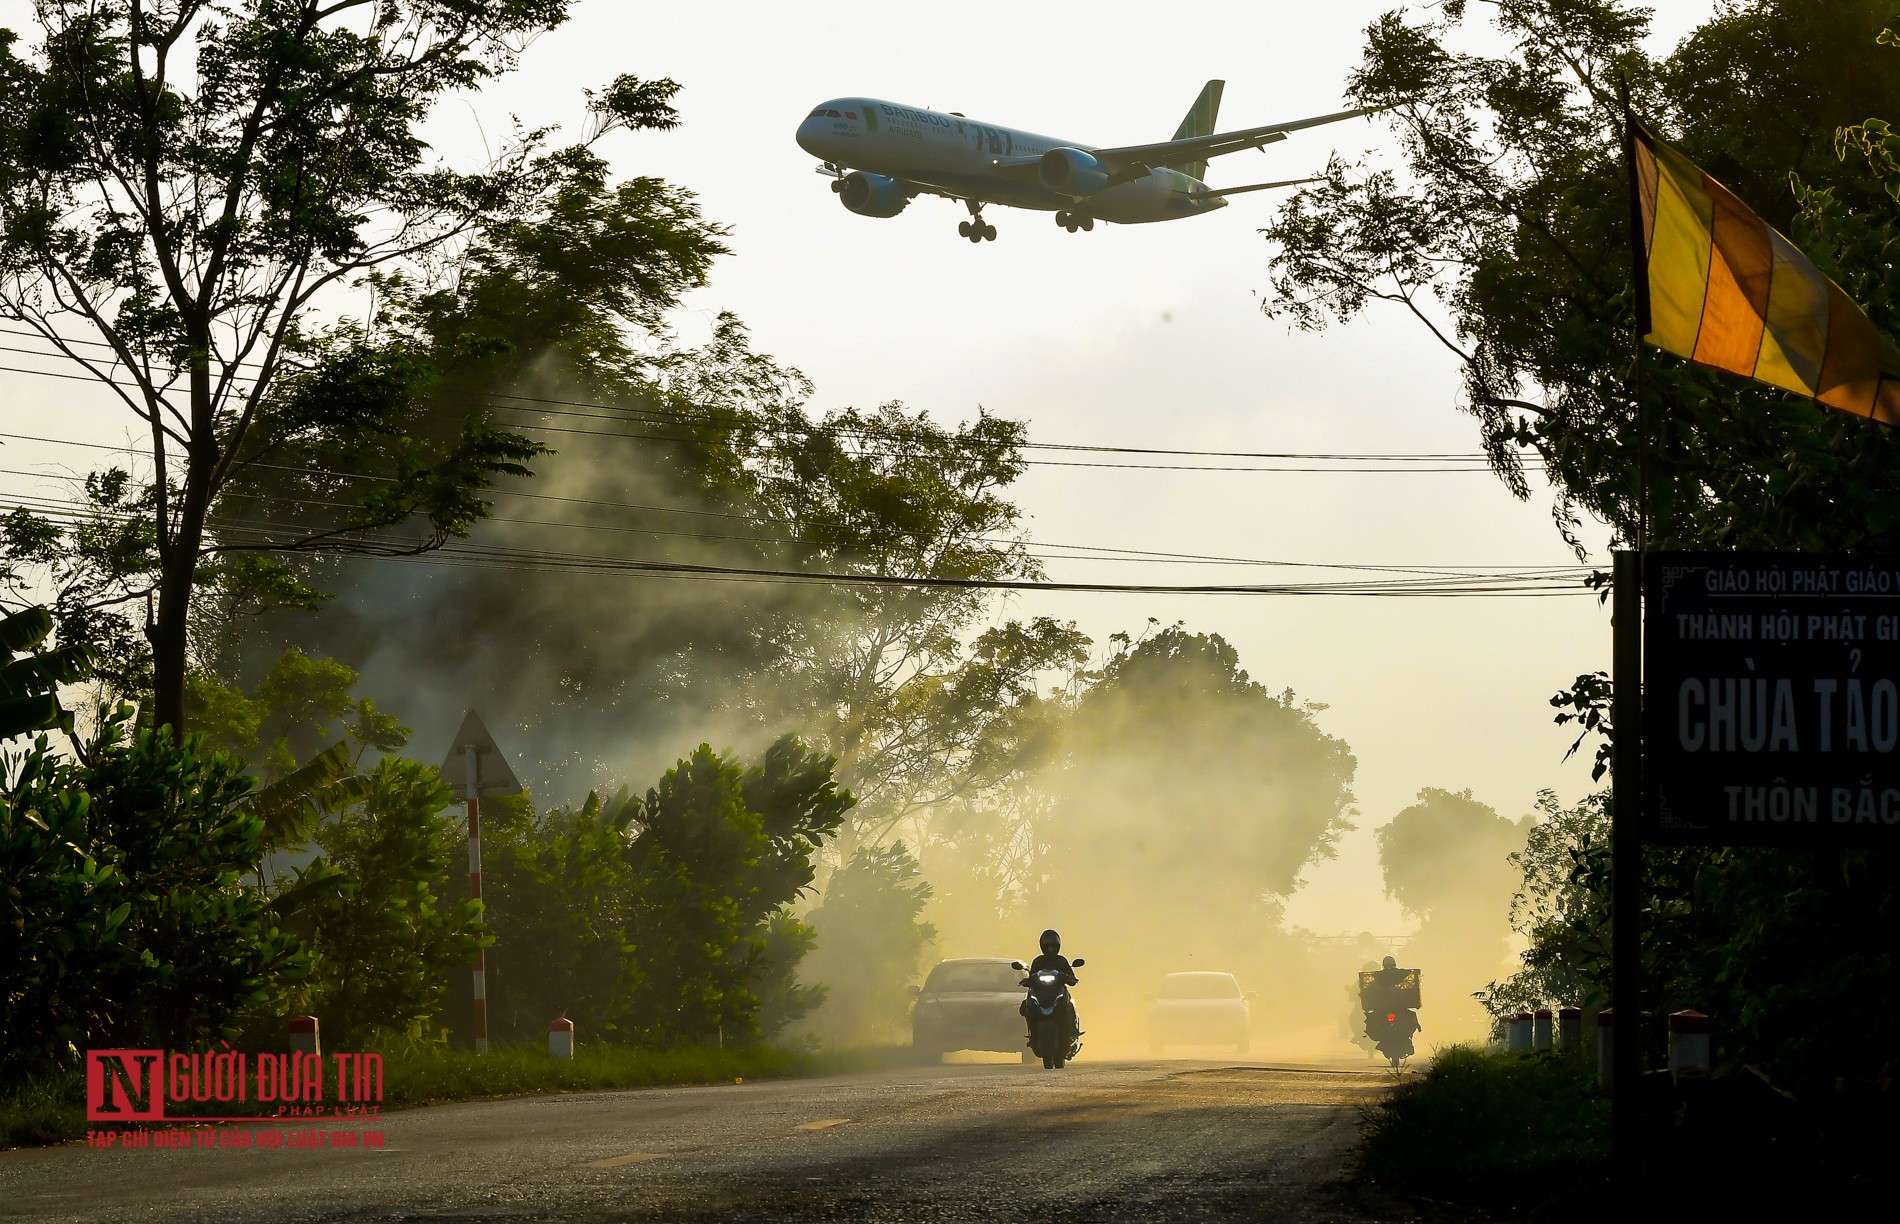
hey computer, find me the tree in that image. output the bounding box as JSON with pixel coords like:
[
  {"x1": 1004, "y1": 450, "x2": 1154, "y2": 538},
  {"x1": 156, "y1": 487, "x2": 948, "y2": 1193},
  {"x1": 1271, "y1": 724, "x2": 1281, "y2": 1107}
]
[
  {"x1": 276, "y1": 756, "x2": 485, "y2": 1049},
  {"x1": 1377, "y1": 788, "x2": 1527, "y2": 924},
  {"x1": 800, "y1": 842, "x2": 938, "y2": 1045},
  {"x1": 1261, "y1": 0, "x2": 1900, "y2": 554},
  {"x1": 475, "y1": 734, "x2": 850, "y2": 1046},
  {"x1": 1480, "y1": 789, "x2": 1611, "y2": 1029},
  {"x1": 1376, "y1": 788, "x2": 1530, "y2": 1040},
  {"x1": 1033, "y1": 626, "x2": 1358, "y2": 987},
  {"x1": 0, "y1": 704, "x2": 346, "y2": 1074},
  {"x1": 1265, "y1": 0, "x2": 1900, "y2": 1076},
  {"x1": 750, "y1": 406, "x2": 1090, "y2": 842},
  {"x1": 0, "y1": 1, "x2": 718, "y2": 732},
  {"x1": 619, "y1": 736, "x2": 852, "y2": 1043}
]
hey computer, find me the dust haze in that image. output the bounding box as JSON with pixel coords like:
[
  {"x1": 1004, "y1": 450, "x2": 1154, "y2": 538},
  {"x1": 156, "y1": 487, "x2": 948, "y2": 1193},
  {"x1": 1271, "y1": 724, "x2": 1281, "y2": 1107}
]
[{"x1": 248, "y1": 347, "x2": 1530, "y2": 1064}]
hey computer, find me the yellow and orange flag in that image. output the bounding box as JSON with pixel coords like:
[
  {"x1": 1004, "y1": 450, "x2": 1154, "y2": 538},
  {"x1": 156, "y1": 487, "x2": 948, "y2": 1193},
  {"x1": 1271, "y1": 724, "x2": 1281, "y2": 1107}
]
[{"x1": 1632, "y1": 117, "x2": 1900, "y2": 425}]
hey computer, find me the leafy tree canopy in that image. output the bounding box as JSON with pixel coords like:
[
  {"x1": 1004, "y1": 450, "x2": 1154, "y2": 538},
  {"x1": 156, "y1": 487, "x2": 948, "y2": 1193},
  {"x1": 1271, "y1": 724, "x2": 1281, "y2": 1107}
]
[
  {"x1": 1377, "y1": 787, "x2": 1529, "y2": 922},
  {"x1": 1262, "y1": 0, "x2": 1900, "y2": 554},
  {"x1": 0, "y1": 0, "x2": 724, "y2": 733}
]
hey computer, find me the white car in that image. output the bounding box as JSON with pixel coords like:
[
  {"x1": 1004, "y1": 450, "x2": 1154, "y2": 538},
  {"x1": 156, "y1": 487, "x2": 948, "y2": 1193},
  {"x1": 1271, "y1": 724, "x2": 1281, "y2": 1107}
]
[
  {"x1": 1148, "y1": 972, "x2": 1252, "y2": 1055},
  {"x1": 912, "y1": 958, "x2": 1035, "y2": 1062}
]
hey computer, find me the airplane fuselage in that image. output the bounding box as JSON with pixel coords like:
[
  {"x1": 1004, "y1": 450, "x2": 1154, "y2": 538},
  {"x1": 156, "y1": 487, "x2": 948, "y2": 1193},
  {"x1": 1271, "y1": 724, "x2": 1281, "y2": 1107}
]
[{"x1": 794, "y1": 97, "x2": 1225, "y2": 225}]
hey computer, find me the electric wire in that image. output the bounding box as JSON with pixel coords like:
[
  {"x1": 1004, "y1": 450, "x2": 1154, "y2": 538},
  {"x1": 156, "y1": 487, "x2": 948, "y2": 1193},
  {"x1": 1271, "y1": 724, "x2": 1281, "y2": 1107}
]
[
  {"x1": 0, "y1": 327, "x2": 1545, "y2": 470},
  {"x1": 2, "y1": 482, "x2": 1595, "y2": 582},
  {"x1": 4, "y1": 478, "x2": 1595, "y2": 596}
]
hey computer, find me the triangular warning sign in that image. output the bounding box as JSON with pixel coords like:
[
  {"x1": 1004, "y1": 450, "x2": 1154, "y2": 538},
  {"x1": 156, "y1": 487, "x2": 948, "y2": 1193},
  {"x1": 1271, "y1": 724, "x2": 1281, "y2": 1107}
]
[{"x1": 439, "y1": 709, "x2": 523, "y2": 799}]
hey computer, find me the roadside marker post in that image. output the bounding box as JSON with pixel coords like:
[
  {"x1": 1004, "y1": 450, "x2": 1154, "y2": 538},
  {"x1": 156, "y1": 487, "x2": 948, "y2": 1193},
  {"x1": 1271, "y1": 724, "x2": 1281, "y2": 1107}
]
[
  {"x1": 1533, "y1": 1008, "x2": 1553, "y2": 1053},
  {"x1": 1507, "y1": 1011, "x2": 1533, "y2": 1052},
  {"x1": 550, "y1": 1017, "x2": 575, "y2": 1059},
  {"x1": 290, "y1": 1015, "x2": 321, "y2": 1058},
  {"x1": 1667, "y1": 1010, "x2": 1710, "y2": 1082},
  {"x1": 440, "y1": 710, "x2": 523, "y2": 1056},
  {"x1": 1558, "y1": 1007, "x2": 1582, "y2": 1053}
]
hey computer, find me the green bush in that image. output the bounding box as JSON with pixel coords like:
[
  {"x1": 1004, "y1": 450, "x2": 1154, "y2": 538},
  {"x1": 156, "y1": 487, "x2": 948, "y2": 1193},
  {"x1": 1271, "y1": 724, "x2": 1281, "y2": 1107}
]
[
  {"x1": 279, "y1": 757, "x2": 487, "y2": 1050},
  {"x1": 1, "y1": 716, "x2": 304, "y2": 1076},
  {"x1": 1361, "y1": 1044, "x2": 1608, "y2": 1211},
  {"x1": 481, "y1": 735, "x2": 850, "y2": 1047}
]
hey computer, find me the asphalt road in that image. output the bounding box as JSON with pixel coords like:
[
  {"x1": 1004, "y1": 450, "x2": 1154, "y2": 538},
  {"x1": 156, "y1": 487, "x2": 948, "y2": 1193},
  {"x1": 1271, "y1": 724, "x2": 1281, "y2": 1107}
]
[{"x1": 0, "y1": 1059, "x2": 1405, "y2": 1223}]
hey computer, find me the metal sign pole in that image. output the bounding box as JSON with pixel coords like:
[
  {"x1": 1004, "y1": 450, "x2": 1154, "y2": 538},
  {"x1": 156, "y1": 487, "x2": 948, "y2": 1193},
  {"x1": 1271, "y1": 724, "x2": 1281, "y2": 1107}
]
[
  {"x1": 1611, "y1": 549, "x2": 1644, "y2": 1190},
  {"x1": 466, "y1": 743, "x2": 488, "y2": 1056}
]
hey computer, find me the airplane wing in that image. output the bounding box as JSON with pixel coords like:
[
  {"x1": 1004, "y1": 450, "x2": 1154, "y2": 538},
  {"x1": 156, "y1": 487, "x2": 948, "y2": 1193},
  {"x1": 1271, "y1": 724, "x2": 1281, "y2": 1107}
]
[
  {"x1": 1190, "y1": 175, "x2": 1324, "y2": 199},
  {"x1": 1089, "y1": 106, "x2": 1372, "y2": 176}
]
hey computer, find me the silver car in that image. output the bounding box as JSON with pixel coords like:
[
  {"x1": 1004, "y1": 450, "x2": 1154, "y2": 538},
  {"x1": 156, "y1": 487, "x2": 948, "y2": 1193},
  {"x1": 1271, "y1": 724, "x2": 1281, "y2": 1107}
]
[
  {"x1": 1148, "y1": 971, "x2": 1253, "y2": 1055},
  {"x1": 911, "y1": 957, "x2": 1035, "y2": 1062}
]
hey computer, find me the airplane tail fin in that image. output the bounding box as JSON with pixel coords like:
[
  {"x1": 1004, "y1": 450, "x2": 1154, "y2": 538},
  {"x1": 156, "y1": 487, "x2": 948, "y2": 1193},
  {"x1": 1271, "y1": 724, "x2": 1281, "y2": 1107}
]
[{"x1": 1171, "y1": 80, "x2": 1224, "y2": 181}]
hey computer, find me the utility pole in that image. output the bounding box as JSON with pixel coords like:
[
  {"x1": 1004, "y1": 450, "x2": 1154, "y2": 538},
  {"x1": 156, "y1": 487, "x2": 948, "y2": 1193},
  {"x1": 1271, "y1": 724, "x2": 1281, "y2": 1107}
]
[
  {"x1": 440, "y1": 709, "x2": 522, "y2": 1055},
  {"x1": 1611, "y1": 551, "x2": 1644, "y2": 1192}
]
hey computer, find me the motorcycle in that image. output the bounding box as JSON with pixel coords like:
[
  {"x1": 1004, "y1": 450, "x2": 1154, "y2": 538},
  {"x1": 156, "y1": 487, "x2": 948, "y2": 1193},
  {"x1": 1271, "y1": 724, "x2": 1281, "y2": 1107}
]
[
  {"x1": 1357, "y1": 965, "x2": 1422, "y2": 1069},
  {"x1": 1011, "y1": 956, "x2": 1085, "y2": 1069},
  {"x1": 1364, "y1": 1007, "x2": 1421, "y2": 1068}
]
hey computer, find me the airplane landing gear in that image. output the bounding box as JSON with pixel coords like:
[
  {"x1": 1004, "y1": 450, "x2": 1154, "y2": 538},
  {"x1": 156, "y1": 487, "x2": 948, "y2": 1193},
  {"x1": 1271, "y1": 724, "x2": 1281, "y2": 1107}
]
[
  {"x1": 1055, "y1": 210, "x2": 1094, "y2": 233},
  {"x1": 960, "y1": 202, "x2": 997, "y2": 243}
]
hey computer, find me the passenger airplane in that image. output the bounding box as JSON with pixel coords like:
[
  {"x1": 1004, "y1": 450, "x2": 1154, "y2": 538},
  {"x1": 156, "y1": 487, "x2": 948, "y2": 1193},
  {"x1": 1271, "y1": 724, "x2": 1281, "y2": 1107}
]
[{"x1": 794, "y1": 81, "x2": 1366, "y2": 242}]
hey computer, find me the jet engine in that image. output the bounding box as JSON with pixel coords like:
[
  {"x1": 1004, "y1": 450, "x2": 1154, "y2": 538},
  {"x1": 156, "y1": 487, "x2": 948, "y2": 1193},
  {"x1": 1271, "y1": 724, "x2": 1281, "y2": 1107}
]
[
  {"x1": 1039, "y1": 147, "x2": 1110, "y2": 196},
  {"x1": 838, "y1": 172, "x2": 910, "y2": 217}
]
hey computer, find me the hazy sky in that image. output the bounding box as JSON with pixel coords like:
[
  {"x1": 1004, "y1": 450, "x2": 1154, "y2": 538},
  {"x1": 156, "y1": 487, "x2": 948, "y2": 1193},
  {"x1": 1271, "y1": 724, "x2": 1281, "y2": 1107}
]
[{"x1": 0, "y1": 1, "x2": 1719, "y2": 933}]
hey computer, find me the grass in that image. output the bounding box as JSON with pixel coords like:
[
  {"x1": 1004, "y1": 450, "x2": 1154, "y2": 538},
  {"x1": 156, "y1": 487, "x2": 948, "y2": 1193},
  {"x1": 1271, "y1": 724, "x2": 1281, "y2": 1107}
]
[
  {"x1": 0, "y1": 1067, "x2": 84, "y2": 1150},
  {"x1": 1360, "y1": 1043, "x2": 1609, "y2": 1216},
  {"x1": 1, "y1": 1041, "x2": 913, "y2": 1150}
]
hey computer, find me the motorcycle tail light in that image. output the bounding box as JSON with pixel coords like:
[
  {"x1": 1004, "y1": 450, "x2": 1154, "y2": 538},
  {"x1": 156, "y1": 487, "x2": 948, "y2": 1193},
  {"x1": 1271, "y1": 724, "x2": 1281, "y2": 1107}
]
[{"x1": 1387, "y1": 1012, "x2": 1396, "y2": 1022}]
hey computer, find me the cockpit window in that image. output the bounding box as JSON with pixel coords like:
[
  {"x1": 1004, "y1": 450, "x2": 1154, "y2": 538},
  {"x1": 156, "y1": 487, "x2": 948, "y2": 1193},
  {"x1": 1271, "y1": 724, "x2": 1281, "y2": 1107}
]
[
  {"x1": 809, "y1": 107, "x2": 829, "y2": 118},
  {"x1": 825, "y1": 109, "x2": 841, "y2": 118}
]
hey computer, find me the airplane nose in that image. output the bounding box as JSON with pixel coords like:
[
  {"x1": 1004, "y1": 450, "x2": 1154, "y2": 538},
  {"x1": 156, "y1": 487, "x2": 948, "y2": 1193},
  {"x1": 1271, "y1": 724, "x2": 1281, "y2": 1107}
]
[{"x1": 795, "y1": 117, "x2": 824, "y2": 156}]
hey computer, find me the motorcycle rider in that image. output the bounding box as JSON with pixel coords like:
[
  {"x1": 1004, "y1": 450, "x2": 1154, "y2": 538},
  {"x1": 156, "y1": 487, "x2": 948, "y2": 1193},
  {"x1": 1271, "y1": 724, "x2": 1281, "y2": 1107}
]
[
  {"x1": 1363, "y1": 956, "x2": 1422, "y2": 1057},
  {"x1": 1021, "y1": 929, "x2": 1080, "y2": 1043}
]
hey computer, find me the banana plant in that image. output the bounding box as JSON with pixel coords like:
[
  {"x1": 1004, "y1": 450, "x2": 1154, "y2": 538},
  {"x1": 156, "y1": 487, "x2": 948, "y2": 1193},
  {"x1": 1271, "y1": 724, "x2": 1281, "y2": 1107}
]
[{"x1": 0, "y1": 606, "x2": 92, "y2": 742}]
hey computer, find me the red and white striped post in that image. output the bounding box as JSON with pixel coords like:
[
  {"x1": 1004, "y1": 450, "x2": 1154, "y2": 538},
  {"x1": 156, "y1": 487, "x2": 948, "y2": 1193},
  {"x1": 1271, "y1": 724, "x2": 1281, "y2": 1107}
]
[
  {"x1": 1508, "y1": 1011, "x2": 1534, "y2": 1051},
  {"x1": 289, "y1": 1015, "x2": 321, "y2": 1058},
  {"x1": 1533, "y1": 1007, "x2": 1554, "y2": 1052},
  {"x1": 466, "y1": 744, "x2": 488, "y2": 1056},
  {"x1": 1667, "y1": 1009, "x2": 1710, "y2": 1081},
  {"x1": 549, "y1": 1017, "x2": 574, "y2": 1059},
  {"x1": 1558, "y1": 1006, "x2": 1583, "y2": 1053}
]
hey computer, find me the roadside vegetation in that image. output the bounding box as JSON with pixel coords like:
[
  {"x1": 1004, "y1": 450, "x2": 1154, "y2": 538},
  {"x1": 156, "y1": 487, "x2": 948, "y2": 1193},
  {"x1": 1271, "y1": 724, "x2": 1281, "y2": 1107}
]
[
  {"x1": 1268, "y1": 0, "x2": 1900, "y2": 1078},
  {"x1": 0, "y1": 1042, "x2": 912, "y2": 1150},
  {"x1": 1360, "y1": 1045, "x2": 1607, "y2": 1216}
]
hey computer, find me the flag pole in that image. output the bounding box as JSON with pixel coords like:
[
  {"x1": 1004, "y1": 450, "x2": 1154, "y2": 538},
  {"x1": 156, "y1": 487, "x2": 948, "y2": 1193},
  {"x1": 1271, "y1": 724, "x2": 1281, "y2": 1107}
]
[{"x1": 1612, "y1": 76, "x2": 1649, "y2": 1199}]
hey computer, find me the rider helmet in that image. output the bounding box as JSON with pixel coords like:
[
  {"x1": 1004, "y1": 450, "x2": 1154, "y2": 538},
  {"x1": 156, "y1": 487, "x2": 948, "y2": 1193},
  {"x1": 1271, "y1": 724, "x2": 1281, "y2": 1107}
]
[
  {"x1": 1382, "y1": 955, "x2": 1397, "y2": 970},
  {"x1": 1040, "y1": 929, "x2": 1061, "y2": 955}
]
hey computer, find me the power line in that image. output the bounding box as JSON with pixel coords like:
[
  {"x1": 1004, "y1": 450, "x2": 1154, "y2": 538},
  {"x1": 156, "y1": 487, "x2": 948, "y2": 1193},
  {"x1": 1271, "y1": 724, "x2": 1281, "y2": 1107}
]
[
  {"x1": 3, "y1": 482, "x2": 1597, "y2": 581},
  {"x1": 0, "y1": 429, "x2": 1580, "y2": 575},
  {"x1": 0, "y1": 326, "x2": 1543, "y2": 469}
]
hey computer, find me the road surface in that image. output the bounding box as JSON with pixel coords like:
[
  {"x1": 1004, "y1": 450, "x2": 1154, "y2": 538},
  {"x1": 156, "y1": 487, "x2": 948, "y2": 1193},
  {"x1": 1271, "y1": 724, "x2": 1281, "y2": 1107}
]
[{"x1": 1, "y1": 1059, "x2": 1407, "y2": 1222}]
